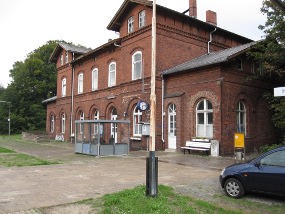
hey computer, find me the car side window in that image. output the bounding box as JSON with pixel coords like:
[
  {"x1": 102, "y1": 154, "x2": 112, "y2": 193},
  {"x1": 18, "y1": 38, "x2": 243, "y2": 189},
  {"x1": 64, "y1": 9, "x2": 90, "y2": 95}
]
[{"x1": 260, "y1": 150, "x2": 285, "y2": 167}]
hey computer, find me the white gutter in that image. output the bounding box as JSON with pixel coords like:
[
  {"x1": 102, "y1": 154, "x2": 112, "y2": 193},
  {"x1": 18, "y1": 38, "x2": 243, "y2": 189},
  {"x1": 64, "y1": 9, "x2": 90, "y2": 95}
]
[
  {"x1": 208, "y1": 28, "x2": 217, "y2": 54},
  {"x1": 70, "y1": 53, "x2": 75, "y2": 141}
]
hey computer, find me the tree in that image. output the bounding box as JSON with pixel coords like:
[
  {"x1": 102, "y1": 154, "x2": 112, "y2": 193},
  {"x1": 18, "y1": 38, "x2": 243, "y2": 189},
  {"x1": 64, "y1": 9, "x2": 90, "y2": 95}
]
[
  {"x1": 252, "y1": 1, "x2": 285, "y2": 130},
  {"x1": 0, "y1": 41, "x2": 57, "y2": 133}
]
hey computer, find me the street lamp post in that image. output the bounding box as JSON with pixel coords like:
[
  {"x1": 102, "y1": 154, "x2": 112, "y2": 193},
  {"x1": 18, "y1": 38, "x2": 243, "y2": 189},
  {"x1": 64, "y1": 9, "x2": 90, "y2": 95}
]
[{"x1": 0, "y1": 100, "x2": 11, "y2": 140}]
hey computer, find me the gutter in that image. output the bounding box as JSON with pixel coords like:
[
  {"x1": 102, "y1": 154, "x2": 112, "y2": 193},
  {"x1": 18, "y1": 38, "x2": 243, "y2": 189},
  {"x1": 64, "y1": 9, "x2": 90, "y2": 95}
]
[{"x1": 208, "y1": 28, "x2": 217, "y2": 54}]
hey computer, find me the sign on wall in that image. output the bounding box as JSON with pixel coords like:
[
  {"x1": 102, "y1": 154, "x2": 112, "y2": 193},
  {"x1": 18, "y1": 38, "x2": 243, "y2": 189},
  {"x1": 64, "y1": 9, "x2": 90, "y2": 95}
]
[
  {"x1": 234, "y1": 133, "x2": 245, "y2": 148},
  {"x1": 274, "y1": 87, "x2": 285, "y2": 97}
]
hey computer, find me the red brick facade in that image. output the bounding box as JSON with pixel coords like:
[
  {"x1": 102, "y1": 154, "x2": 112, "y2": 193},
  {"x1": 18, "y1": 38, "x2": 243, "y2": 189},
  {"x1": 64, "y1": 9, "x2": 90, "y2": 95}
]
[{"x1": 44, "y1": 0, "x2": 278, "y2": 155}]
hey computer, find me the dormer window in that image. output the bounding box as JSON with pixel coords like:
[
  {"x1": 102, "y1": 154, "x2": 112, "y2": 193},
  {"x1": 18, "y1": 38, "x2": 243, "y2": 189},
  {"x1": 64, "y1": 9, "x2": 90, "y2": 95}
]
[
  {"x1": 139, "y1": 10, "x2": 145, "y2": 28},
  {"x1": 65, "y1": 52, "x2": 68, "y2": 64},
  {"x1": 238, "y1": 58, "x2": 243, "y2": 70},
  {"x1": 128, "y1": 16, "x2": 134, "y2": 33}
]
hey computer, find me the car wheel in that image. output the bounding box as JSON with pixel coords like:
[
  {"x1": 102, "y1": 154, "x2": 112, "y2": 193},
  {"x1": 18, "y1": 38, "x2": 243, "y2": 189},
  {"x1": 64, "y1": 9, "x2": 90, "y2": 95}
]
[{"x1": 224, "y1": 178, "x2": 244, "y2": 199}]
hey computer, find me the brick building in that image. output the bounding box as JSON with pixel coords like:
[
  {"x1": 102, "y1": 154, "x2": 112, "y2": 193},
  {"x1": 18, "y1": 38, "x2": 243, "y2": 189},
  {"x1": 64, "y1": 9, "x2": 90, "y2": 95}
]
[{"x1": 43, "y1": 0, "x2": 279, "y2": 155}]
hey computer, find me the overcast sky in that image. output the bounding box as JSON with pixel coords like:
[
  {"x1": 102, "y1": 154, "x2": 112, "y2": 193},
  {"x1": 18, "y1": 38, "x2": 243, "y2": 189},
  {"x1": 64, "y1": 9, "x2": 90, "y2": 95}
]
[{"x1": 0, "y1": 0, "x2": 266, "y2": 88}]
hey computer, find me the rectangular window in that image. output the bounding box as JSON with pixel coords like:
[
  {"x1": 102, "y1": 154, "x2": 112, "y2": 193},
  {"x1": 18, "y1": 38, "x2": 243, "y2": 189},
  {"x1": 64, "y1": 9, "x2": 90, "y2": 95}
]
[
  {"x1": 92, "y1": 69, "x2": 98, "y2": 91},
  {"x1": 251, "y1": 62, "x2": 255, "y2": 73},
  {"x1": 65, "y1": 52, "x2": 68, "y2": 64},
  {"x1": 60, "y1": 54, "x2": 64, "y2": 65},
  {"x1": 139, "y1": 10, "x2": 145, "y2": 28},
  {"x1": 238, "y1": 58, "x2": 243, "y2": 70},
  {"x1": 128, "y1": 16, "x2": 134, "y2": 33},
  {"x1": 62, "y1": 78, "x2": 66, "y2": 97},
  {"x1": 78, "y1": 73, "x2": 83, "y2": 94}
]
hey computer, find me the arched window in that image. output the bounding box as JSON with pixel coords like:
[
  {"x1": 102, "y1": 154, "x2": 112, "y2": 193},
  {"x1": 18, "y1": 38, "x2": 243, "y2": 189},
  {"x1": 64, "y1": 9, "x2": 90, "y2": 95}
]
[
  {"x1": 237, "y1": 101, "x2": 246, "y2": 135},
  {"x1": 111, "y1": 108, "x2": 117, "y2": 143},
  {"x1": 79, "y1": 111, "x2": 84, "y2": 134},
  {"x1": 62, "y1": 78, "x2": 66, "y2": 97},
  {"x1": 93, "y1": 110, "x2": 99, "y2": 135},
  {"x1": 50, "y1": 115, "x2": 54, "y2": 133},
  {"x1": 61, "y1": 113, "x2": 65, "y2": 134},
  {"x1": 108, "y1": 62, "x2": 116, "y2": 87},
  {"x1": 78, "y1": 73, "x2": 84, "y2": 94},
  {"x1": 92, "y1": 68, "x2": 98, "y2": 91},
  {"x1": 133, "y1": 106, "x2": 142, "y2": 136},
  {"x1": 168, "y1": 104, "x2": 176, "y2": 137},
  {"x1": 132, "y1": 51, "x2": 142, "y2": 80},
  {"x1": 196, "y1": 99, "x2": 213, "y2": 138}
]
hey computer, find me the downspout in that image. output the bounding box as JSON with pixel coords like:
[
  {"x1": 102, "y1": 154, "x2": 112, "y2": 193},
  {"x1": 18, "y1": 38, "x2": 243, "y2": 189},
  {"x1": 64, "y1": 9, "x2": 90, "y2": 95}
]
[
  {"x1": 70, "y1": 53, "x2": 75, "y2": 141},
  {"x1": 161, "y1": 75, "x2": 165, "y2": 149},
  {"x1": 208, "y1": 28, "x2": 217, "y2": 54}
]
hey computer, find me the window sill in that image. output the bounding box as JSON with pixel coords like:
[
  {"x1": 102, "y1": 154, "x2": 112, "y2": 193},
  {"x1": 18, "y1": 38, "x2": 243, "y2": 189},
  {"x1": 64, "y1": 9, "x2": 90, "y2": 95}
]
[{"x1": 130, "y1": 137, "x2": 141, "y2": 141}]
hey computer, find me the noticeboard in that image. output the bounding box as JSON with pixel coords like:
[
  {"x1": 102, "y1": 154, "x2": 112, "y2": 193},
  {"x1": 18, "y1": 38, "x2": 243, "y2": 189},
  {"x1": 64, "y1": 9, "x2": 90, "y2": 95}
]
[{"x1": 234, "y1": 133, "x2": 245, "y2": 148}]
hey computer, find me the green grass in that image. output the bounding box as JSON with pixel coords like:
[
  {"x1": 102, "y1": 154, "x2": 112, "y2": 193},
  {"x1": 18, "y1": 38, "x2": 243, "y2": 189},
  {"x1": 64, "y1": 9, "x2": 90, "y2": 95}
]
[
  {"x1": 0, "y1": 146, "x2": 15, "y2": 153},
  {"x1": 0, "y1": 146, "x2": 58, "y2": 167},
  {"x1": 82, "y1": 185, "x2": 242, "y2": 214}
]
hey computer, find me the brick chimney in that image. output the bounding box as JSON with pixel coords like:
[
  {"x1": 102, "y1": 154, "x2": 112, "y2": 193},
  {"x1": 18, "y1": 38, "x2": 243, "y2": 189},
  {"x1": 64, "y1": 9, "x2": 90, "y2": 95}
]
[
  {"x1": 189, "y1": 0, "x2": 197, "y2": 18},
  {"x1": 206, "y1": 10, "x2": 217, "y2": 26}
]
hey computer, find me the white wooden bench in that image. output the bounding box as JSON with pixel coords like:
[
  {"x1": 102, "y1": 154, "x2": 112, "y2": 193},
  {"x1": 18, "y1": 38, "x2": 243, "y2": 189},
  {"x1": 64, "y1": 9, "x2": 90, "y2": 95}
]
[{"x1": 181, "y1": 139, "x2": 211, "y2": 155}]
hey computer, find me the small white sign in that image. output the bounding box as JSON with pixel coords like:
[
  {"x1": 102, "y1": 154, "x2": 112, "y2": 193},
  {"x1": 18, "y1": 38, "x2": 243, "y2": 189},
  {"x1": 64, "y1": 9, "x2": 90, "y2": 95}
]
[{"x1": 274, "y1": 87, "x2": 285, "y2": 97}]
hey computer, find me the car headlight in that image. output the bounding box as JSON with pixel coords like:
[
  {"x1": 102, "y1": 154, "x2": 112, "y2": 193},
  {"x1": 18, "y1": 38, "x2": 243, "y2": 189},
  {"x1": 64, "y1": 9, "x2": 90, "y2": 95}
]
[{"x1": 220, "y1": 168, "x2": 225, "y2": 176}]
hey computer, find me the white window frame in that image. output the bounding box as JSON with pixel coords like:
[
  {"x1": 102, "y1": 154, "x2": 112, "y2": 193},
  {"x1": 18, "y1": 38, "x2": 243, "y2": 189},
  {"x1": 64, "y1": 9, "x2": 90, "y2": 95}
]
[
  {"x1": 79, "y1": 111, "x2": 84, "y2": 134},
  {"x1": 65, "y1": 51, "x2": 68, "y2": 64},
  {"x1": 128, "y1": 16, "x2": 134, "y2": 33},
  {"x1": 92, "y1": 68, "x2": 98, "y2": 91},
  {"x1": 78, "y1": 73, "x2": 84, "y2": 94},
  {"x1": 132, "y1": 51, "x2": 142, "y2": 80},
  {"x1": 133, "y1": 107, "x2": 142, "y2": 136},
  {"x1": 196, "y1": 99, "x2": 213, "y2": 138},
  {"x1": 139, "y1": 10, "x2": 145, "y2": 28},
  {"x1": 168, "y1": 104, "x2": 176, "y2": 137},
  {"x1": 237, "y1": 101, "x2": 246, "y2": 135},
  {"x1": 108, "y1": 62, "x2": 116, "y2": 87},
  {"x1": 60, "y1": 54, "x2": 64, "y2": 65},
  {"x1": 61, "y1": 113, "x2": 65, "y2": 134},
  {"x1": 93, "y1": 110, "x2": 99, "y2": 135},
  {"x1": 50, "y1": 115, "x2": 54, "y2": 133},
  {"x1": 62, "y1": 78, "x2": 66, "y2": 97}
]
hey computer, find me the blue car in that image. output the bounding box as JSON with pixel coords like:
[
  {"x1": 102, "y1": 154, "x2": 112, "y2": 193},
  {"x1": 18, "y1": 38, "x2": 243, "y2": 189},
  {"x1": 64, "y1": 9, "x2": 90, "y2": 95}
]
[{"x1": 220, "y1": 146, "x2": 285, "y2": 198}]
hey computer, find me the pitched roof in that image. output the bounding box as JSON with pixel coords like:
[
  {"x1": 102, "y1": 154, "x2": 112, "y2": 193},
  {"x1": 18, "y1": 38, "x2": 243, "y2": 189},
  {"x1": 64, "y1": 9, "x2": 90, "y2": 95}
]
[
  {"x1": 107, "y1": 0, "x2": 152, "y2": 31},
  {"x1": 107, "y1": 0, "x2": 252, "y2": 43},
  {"x1": 49, "y1": 42, "x2": 92, "y2": 63},
  {"x1": 161, "y1": 42, "x2": 257, "y2": 76}
]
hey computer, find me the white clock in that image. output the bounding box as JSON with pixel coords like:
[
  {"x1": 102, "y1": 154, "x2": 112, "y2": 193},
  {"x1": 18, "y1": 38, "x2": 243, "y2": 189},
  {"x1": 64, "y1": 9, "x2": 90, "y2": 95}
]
[{"x1": 138, "y1": 101, "x2": 148, "y2": 111}]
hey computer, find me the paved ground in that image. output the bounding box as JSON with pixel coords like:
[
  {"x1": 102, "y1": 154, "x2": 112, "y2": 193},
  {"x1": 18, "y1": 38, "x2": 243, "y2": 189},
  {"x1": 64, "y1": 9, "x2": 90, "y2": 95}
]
[{"x1": 0, "y1": 139, "x2": 284, "y2": 214}]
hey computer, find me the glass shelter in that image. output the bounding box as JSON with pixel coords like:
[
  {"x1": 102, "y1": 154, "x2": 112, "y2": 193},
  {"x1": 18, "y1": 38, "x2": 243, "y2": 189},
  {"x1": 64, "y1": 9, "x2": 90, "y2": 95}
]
[{"x1": 75, "y1": 120, "x2": 130, "y2": 156}]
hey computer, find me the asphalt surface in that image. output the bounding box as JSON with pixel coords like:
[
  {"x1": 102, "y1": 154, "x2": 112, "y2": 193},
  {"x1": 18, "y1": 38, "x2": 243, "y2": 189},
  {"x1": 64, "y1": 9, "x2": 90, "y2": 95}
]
[{"x1": 0, "y1": 139, "x2": 284, "y2": 214}]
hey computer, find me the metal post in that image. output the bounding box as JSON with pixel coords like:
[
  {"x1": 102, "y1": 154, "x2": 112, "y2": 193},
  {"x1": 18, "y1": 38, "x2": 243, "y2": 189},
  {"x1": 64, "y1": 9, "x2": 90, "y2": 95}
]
[{"x1": 146, "y1": 0, "x2": 158, "y2": 197}]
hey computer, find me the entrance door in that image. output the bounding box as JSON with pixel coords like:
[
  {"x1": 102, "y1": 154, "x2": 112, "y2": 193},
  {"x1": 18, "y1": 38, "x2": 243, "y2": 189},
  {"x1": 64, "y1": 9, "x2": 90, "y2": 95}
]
[
  {"x1": 111, "y1": 108, "x2": 117, "y2": 143},
  {"x1": 168, "y1": 104, "x2": 176, "y2": 149}
]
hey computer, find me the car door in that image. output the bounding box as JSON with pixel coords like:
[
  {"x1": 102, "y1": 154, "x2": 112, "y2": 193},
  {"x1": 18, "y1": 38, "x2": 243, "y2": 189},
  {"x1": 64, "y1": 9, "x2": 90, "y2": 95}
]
[{"x1": 246, "y1": 149, "x2": 285, "y2": 195}]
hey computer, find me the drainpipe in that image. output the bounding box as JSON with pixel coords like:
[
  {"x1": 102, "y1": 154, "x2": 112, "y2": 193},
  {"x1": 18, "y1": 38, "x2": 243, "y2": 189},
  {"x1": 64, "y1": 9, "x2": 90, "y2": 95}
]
[
  {"x1": 161, "y1": 76, "x2": 165, "y2": 149},
  {"x1": 70, "y1": 53, "x2": 75, "y2": 142},
  {"x1": 208, "y1": 28, "x2": 217, "y2": 54}
]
